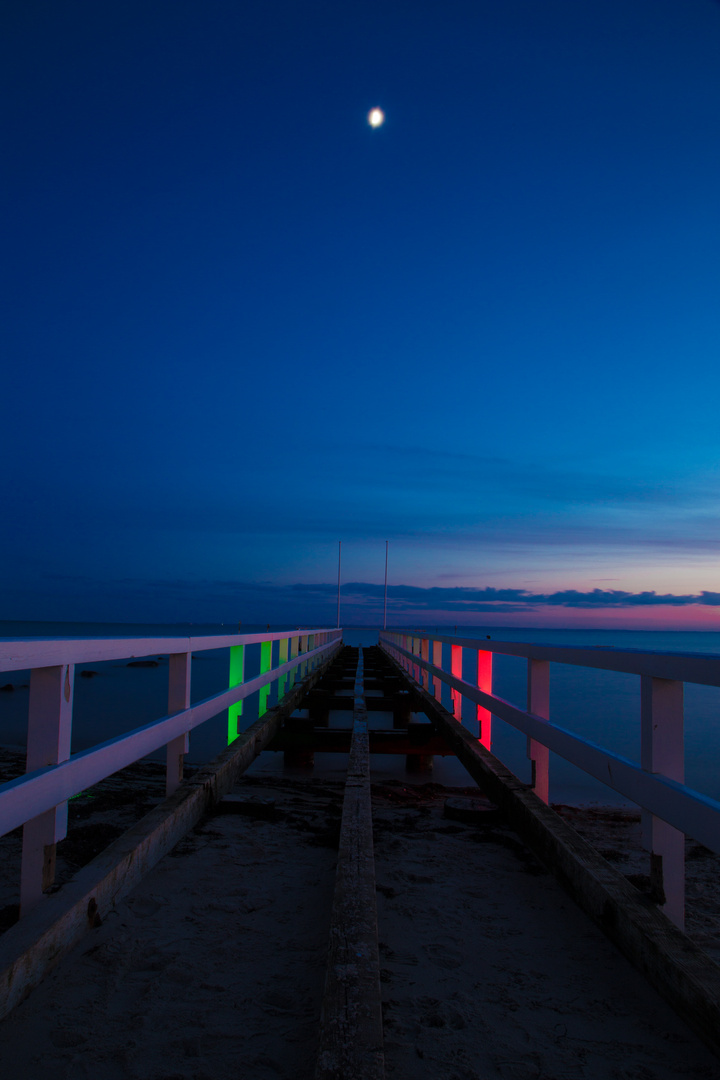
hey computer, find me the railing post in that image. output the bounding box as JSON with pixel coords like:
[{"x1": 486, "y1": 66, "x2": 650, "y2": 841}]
[
  {"x1": 477, "y1": 650, "x2": 493, "y2": 751},
  {"x1": 228, "y1": 643, "x2": 245, "y2": 745},
  {"x1": 289, "y1": 635, "x2": 299, "y2": 688},
  {"x1": 432, "y1": 640, "x2": 442, "y2": 701},
  {"x1": 278, "y1": 636, "x2": 289, "y2": 699},
  {"x1": 527, "y1": 659, "x2": 550, "y2": 803},
  {"x1": 166, "y1": 652, "x2": 191, "y2": 796},
  {"x1": 259, "y1": 639, "x2": 273, "y2": 716},
  {"x1": 420, "y1": 638, "x2": 429, "y2": 691},
  {"x1": 20, "y1": 663, "x2": 74, "y2": 914},
  {"x1": 401, "y1": 634, "x2": 408, "y2": 673},
  {"x1": 308, "y1": 634, "x2": 315, "y2": 671},
  {"x1": 300, "y1": 634, "x2": 308, "y2": 679},
  {"x1": 451, "y1": 644, "x2": 462, "y2": 721},
  {"x1": 641, "y1": 676, "x2": 685, "y2": 928}
]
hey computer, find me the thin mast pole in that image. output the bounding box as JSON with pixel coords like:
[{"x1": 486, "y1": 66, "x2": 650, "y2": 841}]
[
  {"x1": 383, "y1": 540, "x2": 388, "y2": 630},
  {"x1": 337, "y1": 540, "x2": 342, "y2": 629}
]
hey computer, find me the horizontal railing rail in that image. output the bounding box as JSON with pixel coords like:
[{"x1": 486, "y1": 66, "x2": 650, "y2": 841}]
[
  {"x1": 394, "y1": 631, "x2": 720, "y2": 686},
  {"x1": 380, "y1": 629, "x2": 720, "y2": 931},
  {"x1": 0, "y1": 627, "x2": 342, "y2": 916}
]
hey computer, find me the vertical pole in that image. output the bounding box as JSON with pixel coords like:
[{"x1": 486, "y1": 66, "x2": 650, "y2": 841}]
[
  {"x1": 451, "y1": 644, "x2": 462, "y2": 722},
  {"x1": 432, "y1": 640, "x2": 442, "y2": 701},
  {"x1": 476, "y1": 650, "x2": 493, "y2": 751},
  {"x1": 383, "y1": 540, "x2": 388, "y2": 630},
  {"x1": 228, "y1": 644, "x2": 245, "y2": 745},
  {"x1": 337, "y1": 541, "x2": 342, "y2": 629},
  {"x1": 527, "y1": 659, "x2": 549, "y2": 803},
  {"x1": 641, "y1": 677, "x2": 685, "y2": 928},
  {"x1": 300, "y1": 634, "x2": 308, "y2": 679},
  {"x1": 20, "y1": 663, "x2": 74, "y2": 914},
  {"x1": 420, "y1": 638, "x2": 429, "y2": 691},
  {"x1": 289, "y1": 635, "x2": 299, "y2": 689},
  {"x1": 278, "y1": 636, "x2": 289, "y2": 699},
  {"x1": 259, "y1": 639, "x2": 273, "y2": 717},
  {"x1": 166, "y1": 652, "x2": 191, "y2": 795}
]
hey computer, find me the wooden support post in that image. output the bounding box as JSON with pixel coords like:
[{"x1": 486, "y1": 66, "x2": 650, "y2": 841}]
[
  {"x1": 289, "y1": 635, "x2": 299, "y2": 688},
  {"x1": 228, "y1": 644, "x2": 245, "y2": 745},
  {"x1": 401, "y1": 635, "x2": 408, "y2": 673},
  {"x1": 432, "y1": 639, "x2": 442, "y2": 702},
  {"x1": 641, "y1": 676, "x2": 685, "y2": 929},
  {"x1": 300, "y1": 634, "x2": 308, "y2": 679},
  {"x1": 527, "y1": 659, "x2": 549, "y2": 804},
  {"x1": 420, "y1": 638, "x2": 429, "y2": 691},
  {"x1": 259, "y1": 639, "x2": 273, "y2": 717},
  {"x1": 278, "y1": 637, "x2": 289, "y2": 699},
  {"x1": 166, "y1": 652, "x2": 191, "y2": 796},
  {"x1": 451, "y1": 644, "x2": 462, "y2": 722},
  {"x1": 21, "y1": 664, "x2": 74, "y2": 915},
  {"x1": 477, "y1": 649, "x2": 493, "y2": 751}
]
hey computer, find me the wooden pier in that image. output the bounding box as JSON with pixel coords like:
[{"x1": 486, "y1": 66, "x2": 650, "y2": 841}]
[{"x1": 2, "y1": 632, "x2": 720, "y2": 1077}]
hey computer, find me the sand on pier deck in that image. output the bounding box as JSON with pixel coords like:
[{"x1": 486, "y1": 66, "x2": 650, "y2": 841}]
[{"x1": 0, "y1": 772, "x2": 719, "y2": 1080}]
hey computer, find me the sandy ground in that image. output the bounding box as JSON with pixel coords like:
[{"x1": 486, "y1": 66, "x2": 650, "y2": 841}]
[{"x1": 1, "y1": 764, "x2": 720, "y2": 1079}]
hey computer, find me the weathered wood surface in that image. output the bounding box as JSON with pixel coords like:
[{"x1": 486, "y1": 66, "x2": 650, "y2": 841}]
[
  {"x1": 316, "y1": 648, "x2": 384, "y2": 1080},
  {"x1": 269, "y1": 728, "x2": 452, "y2": 755},
  {"x1": 0, "y1": 653, "x2": 337, "y2": 1022},
  {"x1": 380, "y1": 645, "x2": 720, "y2": 1059}
]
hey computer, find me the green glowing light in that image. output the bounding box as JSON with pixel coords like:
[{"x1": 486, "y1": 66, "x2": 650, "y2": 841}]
[
  {"x1": 228, "y1": 644, "x2": 245, "y2": 744},
  {"x1": 259, "y1": 639, "x2": 272, "y2": 716},
  {"x1": 278, "y1": 637, "x2": 289, "y2": 699}
]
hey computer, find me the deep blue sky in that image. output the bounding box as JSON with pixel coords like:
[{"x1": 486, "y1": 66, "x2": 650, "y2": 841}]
[{"x1": 3, "y1": 1, "x2": 720, "y2": 627}]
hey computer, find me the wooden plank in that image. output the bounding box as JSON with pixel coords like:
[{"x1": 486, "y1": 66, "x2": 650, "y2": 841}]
[
  {"x1": 0, "y1": 640, "x2": 342, "y2": 837},
  {"x1": 0, "y1": 652, "x2": 338, "y2": 1021},
  {"x1": 380, "y1": 645, "x2": 720, "y2": 1059},
  {"x1": 383, "y1": 637, "x2": 720, "y2": 853},
  {"x1": 316, "y1": 647, "x2": 384, "y2": 1080},
  {"x1": 268, "y1": 729, "x2": 452, "y2": 755}
]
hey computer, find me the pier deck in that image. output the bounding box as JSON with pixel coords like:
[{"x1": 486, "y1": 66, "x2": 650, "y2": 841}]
[{"x1": 1, "y1": 643, "x2": 720, "y2": 1078}]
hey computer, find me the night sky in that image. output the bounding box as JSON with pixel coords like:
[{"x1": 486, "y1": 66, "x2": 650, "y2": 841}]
[{"x1": 3, "y1": 1, "x2": 720, "y2": 628}]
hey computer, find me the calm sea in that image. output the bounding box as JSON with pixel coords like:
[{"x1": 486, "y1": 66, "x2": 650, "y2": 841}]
[{"x1": 2, "y1": 621, "x2": 720, "y2": 807}]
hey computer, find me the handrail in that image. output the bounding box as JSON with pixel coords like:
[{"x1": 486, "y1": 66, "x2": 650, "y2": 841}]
[
  {"x1": 0, "y1": 629, "x2": 330, "y2": 672},
  {"x1": 386, "y1": 631, "x2": 720, "y2": 686},
  {"x1": 0, "y1": 626, "x2": 343, "y2": 916},
  {"x1": 382, "y1": 638, "x2": 720, "y2": 850},
  {"x1": 380, "y1": 629, "x2": 720, "y2": 931}
]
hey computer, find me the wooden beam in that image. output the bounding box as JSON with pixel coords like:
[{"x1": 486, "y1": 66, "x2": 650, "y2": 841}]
[
  {"x1": 0, "y1": 652, "x2": 338, "y2": 1022},
  {"x1": 379, "y1": 645, "x2": 720, "y2": 1060},
  {"x1": 316, "y1": 647, "x2": 384, "y2": 1080}
]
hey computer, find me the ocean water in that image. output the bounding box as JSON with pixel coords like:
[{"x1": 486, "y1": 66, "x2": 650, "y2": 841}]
[{"x1": 1, "y1": 621, "x2": 720, "y2": 806}]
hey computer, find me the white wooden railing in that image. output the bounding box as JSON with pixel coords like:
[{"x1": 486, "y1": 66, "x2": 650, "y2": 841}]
[
  {"x1": 0, "y1": 628, "x2": 342, "y2": 915},
  {"x1": 381, "y1": 629, "x2": 720, "y2": 930}
]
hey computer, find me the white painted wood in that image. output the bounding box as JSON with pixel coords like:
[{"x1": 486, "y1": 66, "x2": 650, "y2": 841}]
[
  {"x1": 379, "y1": 636, "x2": 720, "y2": 856},
  {"x1": 0, "y1": 638, "x2": 342, "y2": 841},
  {"x1": 382, "y1": 631, "x2": 720, "y2": 687},
  {"x1": 641, "y1": 677, "x2": 685, "y2": 928},
  {"x1": 421, "y1": 638, "x2": 430, "y2": 691},
  {"x1": 21, "y1": 664, "x2": 74, "y2": 913},
  {"x1": 527, "y1": 659, "x2": 550, "y2": 804},
  {"x1": 432, "y1": 640, "x2": 442, "y2": 702},
  {"x1": 0, "y1": 628, "x2": 340, "y2": 673},
  {"x1": 166, "y1": 652, "x2": 191, "y2": 796},
  {"x1": 451, "y1": 644, "x2": 462, "y2": 721}
]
